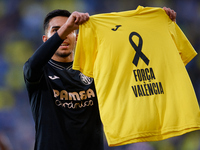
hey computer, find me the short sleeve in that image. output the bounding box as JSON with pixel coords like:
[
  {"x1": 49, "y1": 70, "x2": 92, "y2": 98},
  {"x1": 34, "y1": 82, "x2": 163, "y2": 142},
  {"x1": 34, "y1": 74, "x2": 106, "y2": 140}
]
[
  {"x1": 73, "y1": 20, "x2": 97, "y2": 78},
  {"x1": 169, "y1": 21, "x2": 197, "y2": 66}
]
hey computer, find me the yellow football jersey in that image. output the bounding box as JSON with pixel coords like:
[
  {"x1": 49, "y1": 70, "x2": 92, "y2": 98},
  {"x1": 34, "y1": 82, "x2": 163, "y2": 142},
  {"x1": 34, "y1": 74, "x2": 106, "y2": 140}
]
[{"x1": 73, "y1": 6, "x2": 200, "y2": 146}]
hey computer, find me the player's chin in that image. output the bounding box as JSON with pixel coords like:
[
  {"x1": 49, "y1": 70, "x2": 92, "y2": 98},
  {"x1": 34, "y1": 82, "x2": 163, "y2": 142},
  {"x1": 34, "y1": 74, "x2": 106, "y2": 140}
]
[
  {"x1": 57, "y1": 51, "x2": 72, "y2": 58},
  {"x1": 58, "y1": 47, "x2": 70, "y2": 53}
]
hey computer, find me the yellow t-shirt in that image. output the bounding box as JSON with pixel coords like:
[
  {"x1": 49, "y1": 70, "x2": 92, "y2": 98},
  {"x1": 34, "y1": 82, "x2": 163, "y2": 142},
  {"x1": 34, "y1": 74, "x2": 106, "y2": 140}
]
[{"x1": 73, "y1": 6, "x2": 200, "y2": 146}]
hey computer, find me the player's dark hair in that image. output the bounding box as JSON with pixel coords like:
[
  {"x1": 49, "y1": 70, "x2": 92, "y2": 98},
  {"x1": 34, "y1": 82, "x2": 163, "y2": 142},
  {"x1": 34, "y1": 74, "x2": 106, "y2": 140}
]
[{"x1": 43, "y1": 9, "x2": 71, "y2": 32}]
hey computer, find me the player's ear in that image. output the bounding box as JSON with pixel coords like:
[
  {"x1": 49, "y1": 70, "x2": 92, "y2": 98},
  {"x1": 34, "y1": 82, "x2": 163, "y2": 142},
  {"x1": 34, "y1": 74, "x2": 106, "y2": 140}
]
[
  {"x1": 76, "y1": 34, "x2": 78, "y2": 41},
  {"x1": 74, "y1": 29, "x2": 78, "y2": 41},
  {"x1": 42, "y1": 35, "x2": 48, "y2": 42}
]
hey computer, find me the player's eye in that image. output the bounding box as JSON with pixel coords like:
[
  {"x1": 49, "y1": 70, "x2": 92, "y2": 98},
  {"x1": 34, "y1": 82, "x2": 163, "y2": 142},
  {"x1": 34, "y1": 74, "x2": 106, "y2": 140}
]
[{"x1": 52, "y1": 28, "x2": 58, "y2": 32}]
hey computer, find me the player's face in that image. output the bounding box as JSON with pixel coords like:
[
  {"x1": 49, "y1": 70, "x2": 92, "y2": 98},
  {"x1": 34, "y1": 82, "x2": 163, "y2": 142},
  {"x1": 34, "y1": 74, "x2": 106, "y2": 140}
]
[{"x1": 43, "y1": 16, "x2": 77, "y2": 61}]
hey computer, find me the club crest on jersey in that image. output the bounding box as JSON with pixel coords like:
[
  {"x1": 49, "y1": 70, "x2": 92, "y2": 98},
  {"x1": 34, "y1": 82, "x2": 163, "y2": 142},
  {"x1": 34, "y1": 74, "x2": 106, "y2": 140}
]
[{"x1": 79, "y1": 73, "x2": 93, "y2": 85}]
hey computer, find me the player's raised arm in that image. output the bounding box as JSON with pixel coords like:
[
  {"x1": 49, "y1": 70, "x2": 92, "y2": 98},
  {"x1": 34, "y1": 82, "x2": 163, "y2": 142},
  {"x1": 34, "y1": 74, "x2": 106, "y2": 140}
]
[
  {"x1": 24, "y1": 11, "x2": 89, "y2": 83},
  {"x1": 163, "y1": 7, "x2": 177, "y2": 22},
  {"x1": 58, "y1": 11, "x2": 89, "y2": 40}
]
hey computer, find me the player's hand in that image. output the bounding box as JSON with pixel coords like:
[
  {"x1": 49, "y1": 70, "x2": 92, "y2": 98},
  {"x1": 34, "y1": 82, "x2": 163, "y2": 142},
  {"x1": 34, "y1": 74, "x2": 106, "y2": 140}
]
[
  {"x1": 58, "y1": 11, "x2": 89, "y2": 39},
  {"x1": 163, "y1": 7, "x2": 177, "y2": 22},
  {"x1": 66, "y1": 11, "x2": 90, "y2": 31}
]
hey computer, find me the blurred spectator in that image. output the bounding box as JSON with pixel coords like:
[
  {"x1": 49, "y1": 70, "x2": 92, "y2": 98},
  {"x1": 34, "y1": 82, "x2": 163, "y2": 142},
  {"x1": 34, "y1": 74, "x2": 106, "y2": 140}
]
[{"x1": 0, "y1": 133, "x2": 12, "y2": 150}]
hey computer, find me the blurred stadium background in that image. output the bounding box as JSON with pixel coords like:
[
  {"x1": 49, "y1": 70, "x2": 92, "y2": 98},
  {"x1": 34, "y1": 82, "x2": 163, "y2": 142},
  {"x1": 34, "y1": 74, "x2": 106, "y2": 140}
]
[{"x1": 0, "y1": 0, "x2": 200, "y2": 149}]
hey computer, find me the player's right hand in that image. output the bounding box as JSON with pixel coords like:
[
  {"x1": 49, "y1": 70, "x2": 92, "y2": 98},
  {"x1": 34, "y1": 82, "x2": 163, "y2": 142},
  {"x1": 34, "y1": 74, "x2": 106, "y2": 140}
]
[
  {"x1": 66, "y1": 11, "x2": 90, "y2": 31},
  {"x1": 57, "y1": 11, "x2": 89, "y2": 40}
]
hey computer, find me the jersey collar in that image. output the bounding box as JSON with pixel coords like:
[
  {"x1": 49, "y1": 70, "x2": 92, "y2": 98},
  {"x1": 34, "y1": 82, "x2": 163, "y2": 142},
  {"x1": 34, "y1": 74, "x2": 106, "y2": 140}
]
[{"x1": 48, "y1": 59, "x2": 73, "y2": 70}]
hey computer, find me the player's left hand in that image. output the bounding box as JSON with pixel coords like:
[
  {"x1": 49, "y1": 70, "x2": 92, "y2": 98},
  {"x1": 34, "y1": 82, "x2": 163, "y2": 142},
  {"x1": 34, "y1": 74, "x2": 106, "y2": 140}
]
[{"x1": 163, "y1": 7, "x2": 177, "y2": 22}]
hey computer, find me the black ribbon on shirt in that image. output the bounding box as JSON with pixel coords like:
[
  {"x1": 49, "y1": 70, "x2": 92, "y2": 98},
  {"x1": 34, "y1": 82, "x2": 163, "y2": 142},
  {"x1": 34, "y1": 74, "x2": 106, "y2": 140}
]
[{"x1": 129, "y1": 32, "x2": 149, "y2": 66}]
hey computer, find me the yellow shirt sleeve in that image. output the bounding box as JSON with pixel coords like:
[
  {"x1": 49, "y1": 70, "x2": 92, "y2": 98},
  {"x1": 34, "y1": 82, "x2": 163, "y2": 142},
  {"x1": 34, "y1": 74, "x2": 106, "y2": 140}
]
[
  {"x1": 169, "y1": 21, "x2": 197, "y2": 66},
  {"x1": 73, "y1": 20, "x2": 97, "y2": 78}
]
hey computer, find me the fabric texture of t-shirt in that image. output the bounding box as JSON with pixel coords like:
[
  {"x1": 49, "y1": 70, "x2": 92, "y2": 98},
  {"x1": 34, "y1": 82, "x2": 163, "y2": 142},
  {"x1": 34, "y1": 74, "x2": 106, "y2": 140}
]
[{"x1": 73, "y1": 6, "x2": 200, "y2": 146}]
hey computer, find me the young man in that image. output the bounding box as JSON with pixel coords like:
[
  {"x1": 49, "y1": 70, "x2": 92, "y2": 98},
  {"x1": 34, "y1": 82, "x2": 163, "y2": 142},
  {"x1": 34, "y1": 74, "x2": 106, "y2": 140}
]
[
  {"x1": 23, "y1": 8, "x2": 176, "y2": 150},
  {"x1": 23, "y1": 10, "x2": 103, "y2": 150}
]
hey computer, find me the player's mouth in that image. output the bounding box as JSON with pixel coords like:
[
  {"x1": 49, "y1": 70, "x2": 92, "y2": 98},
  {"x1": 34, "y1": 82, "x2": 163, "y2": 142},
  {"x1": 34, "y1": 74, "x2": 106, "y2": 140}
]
[{"x1": 60, "y1": 43, "x2": 70, "y2": 49}]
